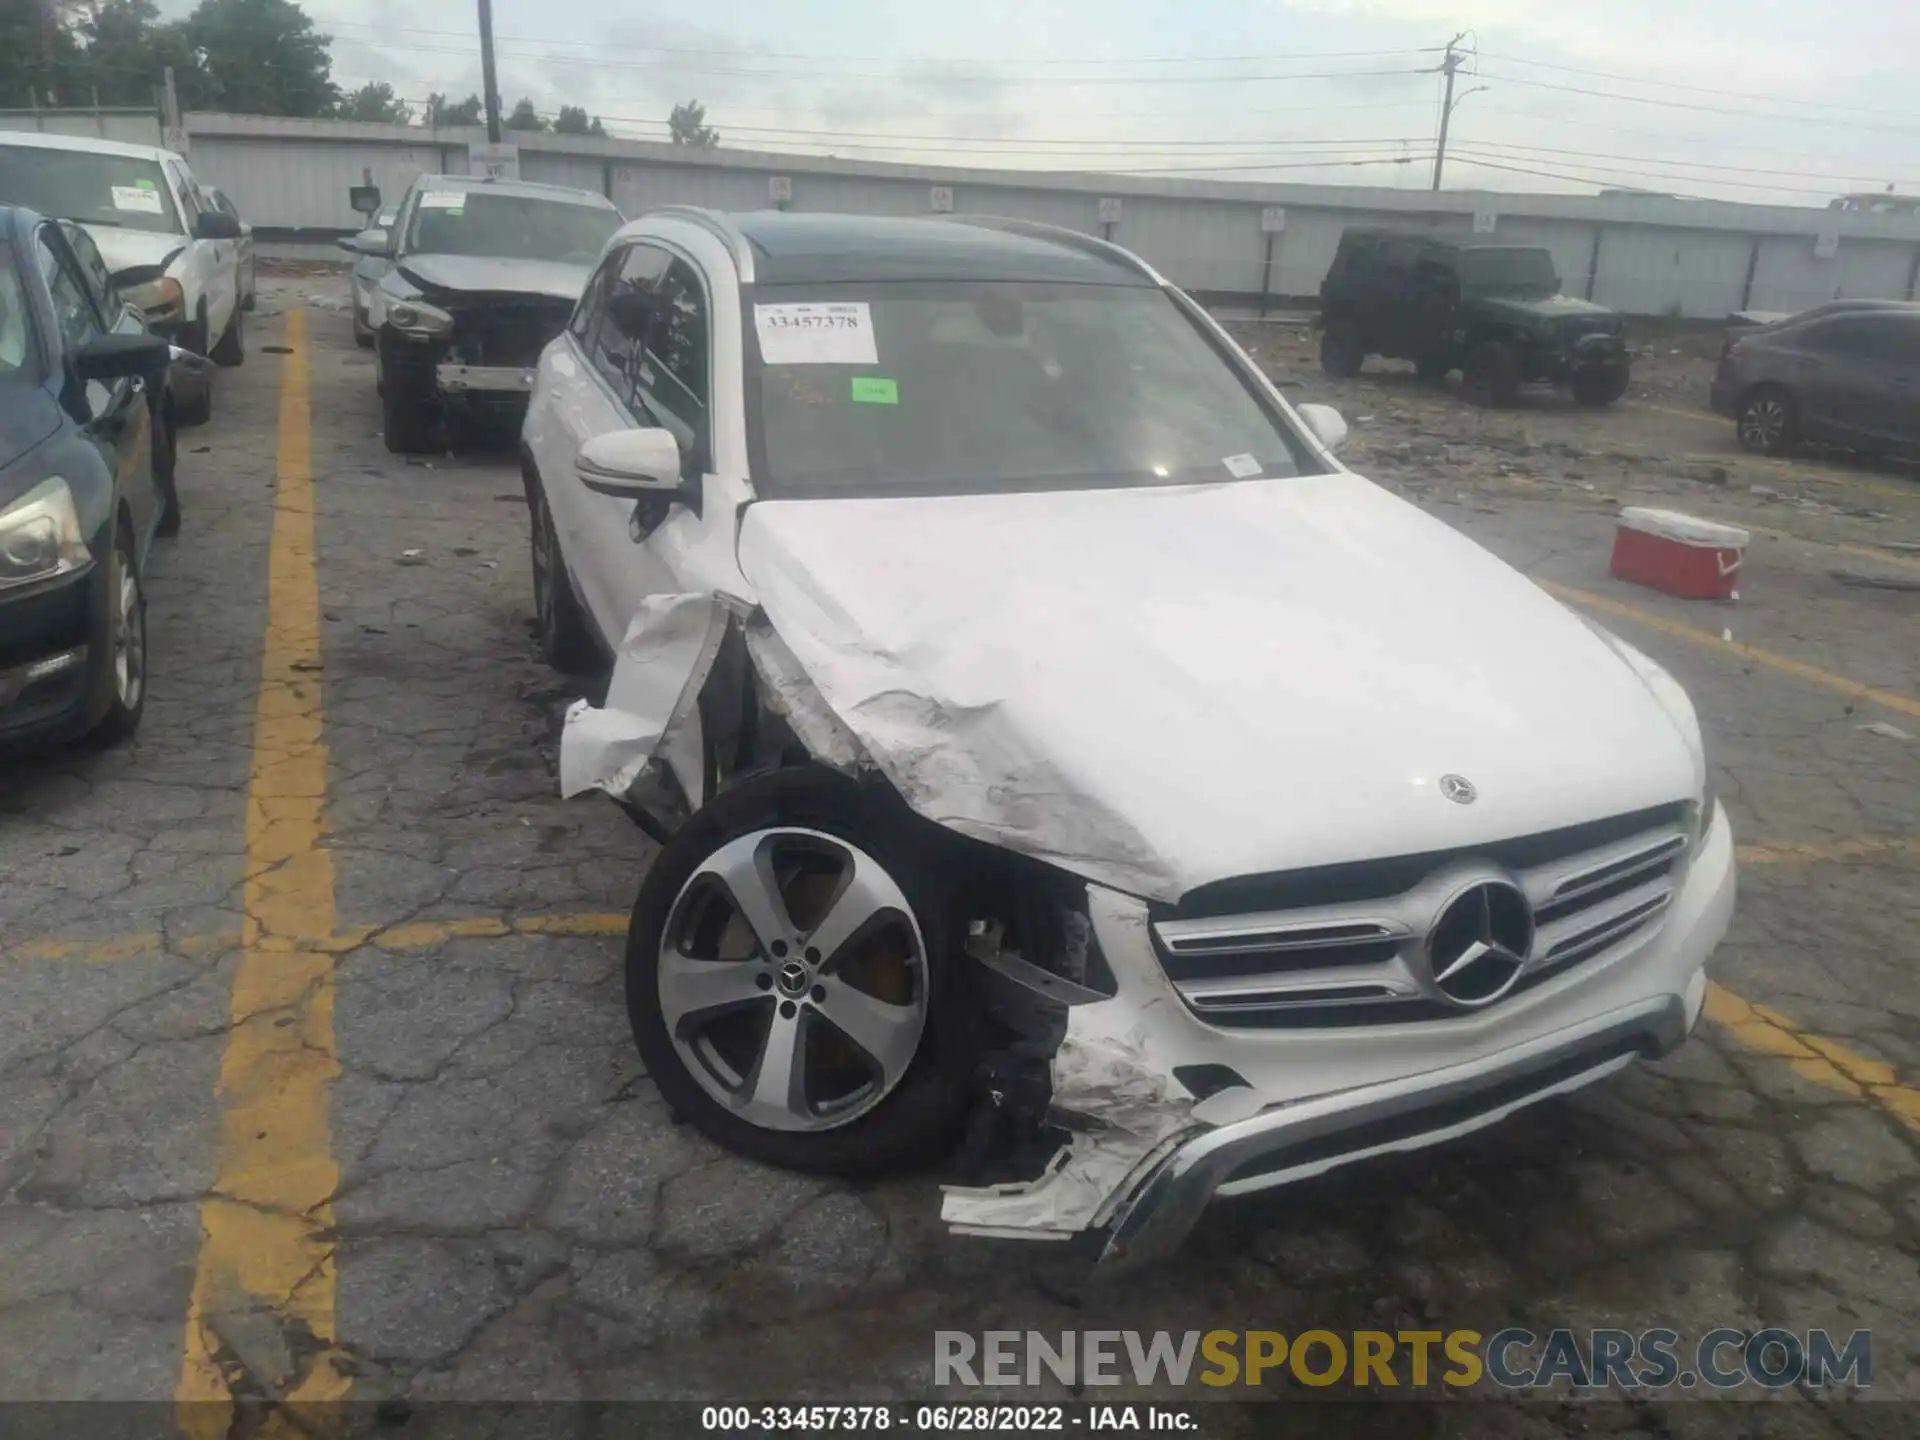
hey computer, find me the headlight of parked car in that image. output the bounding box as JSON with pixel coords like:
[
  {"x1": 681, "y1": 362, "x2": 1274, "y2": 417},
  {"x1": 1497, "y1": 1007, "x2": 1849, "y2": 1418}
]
[
  {"x1": 121, "y1": 276, "x2": 185, "y2": 326},
  {"x1": 387, "y1": 300, "x2": 454, "y2": 339},
  {"x1": 0, "y1": 477, "x2": 91, "y2": 592}
]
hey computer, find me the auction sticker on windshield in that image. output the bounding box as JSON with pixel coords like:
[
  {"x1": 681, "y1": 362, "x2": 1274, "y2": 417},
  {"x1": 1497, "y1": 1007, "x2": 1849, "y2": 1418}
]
[
  {"x1": 110, "y1": 185, "x2": 164, "y2": 214},
  {"x1": 417, "y1": 192, "x2": 465, "y2": 210},
  {"x1": 755, "y1": 301, "x2": 878, "y2": 365}
]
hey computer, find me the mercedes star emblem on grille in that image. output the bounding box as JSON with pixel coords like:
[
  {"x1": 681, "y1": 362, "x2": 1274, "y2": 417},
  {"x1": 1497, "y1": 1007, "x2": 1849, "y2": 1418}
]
[
  {"x1": 1439, "y1": 773, "x2": 1477, "y2": 804},
  {"x1": 1426, "y1": 880, "x2": 1533, "y2": 1006}
]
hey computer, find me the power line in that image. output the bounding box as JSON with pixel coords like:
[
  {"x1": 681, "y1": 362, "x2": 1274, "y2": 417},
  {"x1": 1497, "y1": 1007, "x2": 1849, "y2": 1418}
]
[
  {"x1": 1474, "y1": 70, "x2": 1920, "y2": 135},
  {"x1": 1446, "y1": 147, "x2": 1853, "y2": 199},
  {"x1": 1475, "y1": 51, "x2": 1920, "y2": 121},
  {"x1": 313, "y1": 16, "x2": 1437, "y2": 68}
]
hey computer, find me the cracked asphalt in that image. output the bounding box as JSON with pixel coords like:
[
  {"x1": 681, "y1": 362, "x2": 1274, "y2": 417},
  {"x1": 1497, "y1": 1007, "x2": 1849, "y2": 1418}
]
[{"x1": 0, "y1": 276, "x2": 1917, "y2": 1430}]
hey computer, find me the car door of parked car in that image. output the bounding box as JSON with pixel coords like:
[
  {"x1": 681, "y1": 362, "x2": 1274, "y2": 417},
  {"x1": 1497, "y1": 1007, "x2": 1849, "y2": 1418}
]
[
  {"x1": 534, "y1": 238, "x2": 709, "y2": 642},
  {"x1": 1850, "y1": 313, "x2": 1920, "y2": 450},
  {"x1": 1781, "y1": 315, "x2": 1901, "y2": 446},
  {"x1": 35, "y1": 222, "x2": 156, "y2": 545}
]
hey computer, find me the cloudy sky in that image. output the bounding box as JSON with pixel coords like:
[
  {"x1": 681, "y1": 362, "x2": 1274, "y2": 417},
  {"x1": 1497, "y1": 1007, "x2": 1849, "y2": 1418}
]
[{"x1": 175, "y1": 0, "x2": 1920, "y2": 206}]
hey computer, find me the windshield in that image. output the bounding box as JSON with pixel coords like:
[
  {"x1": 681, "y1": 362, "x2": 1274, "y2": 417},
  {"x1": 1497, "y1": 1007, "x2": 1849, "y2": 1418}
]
[
  {"x1": 749, "y1": 282, "x2": 1315, "y2": 498},
  {"x1": 1456, "y1": 247, "x2": 1560, "y2": 296},
  {"x1": 404, "y1": 190, "x2": 618, "y2": 264},
  {"x1": 0, "y1": 243, "x2": 32, "y2": 377},
  {"x1": 0, "y1": 145, "x2": 182, "y2": 237}
]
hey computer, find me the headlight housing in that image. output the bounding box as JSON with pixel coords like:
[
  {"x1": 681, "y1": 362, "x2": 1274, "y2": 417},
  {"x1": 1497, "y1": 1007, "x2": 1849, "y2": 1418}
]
[
  {"x1": 387, "y1": 300, "x2": 454, "y2": 339},
  {"x1": 1590, "y1": 624, "x2": 1718, "y2": 852},
  {"x1": 0, "y1": 477, "x2": 91, "y2": 591},
  {"x1": 121, "y1": 276, "x2": 185, "y2": 326}
]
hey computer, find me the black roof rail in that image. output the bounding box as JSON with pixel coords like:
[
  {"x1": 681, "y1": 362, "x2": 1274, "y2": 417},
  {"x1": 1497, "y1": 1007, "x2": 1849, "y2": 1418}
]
[
  {"x1": 945, "y1": 215, "x2": 1166, "y2": 285},
  {"x1": 643, "y1": 205, "x2": 756, "y2": 282}
]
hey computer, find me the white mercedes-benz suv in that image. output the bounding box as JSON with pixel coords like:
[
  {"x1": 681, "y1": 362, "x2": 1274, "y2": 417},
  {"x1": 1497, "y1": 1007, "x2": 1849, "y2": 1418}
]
[{"x1": 523, "y1": 208, "x2": 1736, "y2": 1267}]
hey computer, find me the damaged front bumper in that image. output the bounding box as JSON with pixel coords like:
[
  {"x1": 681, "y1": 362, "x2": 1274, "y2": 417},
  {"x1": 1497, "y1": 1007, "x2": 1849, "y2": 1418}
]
[{"x1": 942, "y1": 805, "x2": 1735, "y2": 1267}]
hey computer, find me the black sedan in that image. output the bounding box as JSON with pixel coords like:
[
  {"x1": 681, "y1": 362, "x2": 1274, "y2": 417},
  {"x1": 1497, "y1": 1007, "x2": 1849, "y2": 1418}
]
[
  {"x1": 1, "y1": 205, "x2": 179, "y2": 752},
  {"x1": 1710, "y1": 302, "x2": 1920, "y2": 457}
]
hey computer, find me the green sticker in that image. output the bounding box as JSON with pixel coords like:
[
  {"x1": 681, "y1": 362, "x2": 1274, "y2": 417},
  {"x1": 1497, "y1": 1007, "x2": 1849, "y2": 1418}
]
[
  {"x1": 851, "y1": 377, "x2": 898, "y2": 405},
  {"x1": 134, "y1": 178, "x2": 156, "y2": 189}
]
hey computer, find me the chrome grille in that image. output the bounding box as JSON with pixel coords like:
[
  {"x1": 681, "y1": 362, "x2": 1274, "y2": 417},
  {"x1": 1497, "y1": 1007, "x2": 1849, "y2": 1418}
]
[{"x1": 1154, "y1": 805, "x2": 1689, "y2": 1028}]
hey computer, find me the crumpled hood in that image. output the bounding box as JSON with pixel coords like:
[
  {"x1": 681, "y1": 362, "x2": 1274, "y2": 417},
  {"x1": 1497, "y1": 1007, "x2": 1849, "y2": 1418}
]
[
  {"x1": 84, "y1": 225, "x2": 186, "y2": 279},
  {"x1": 397, "y1": 254, "x2": 589, "y2": 302},
  {"x1": 738, "y1": 475, "x2": 1698, "y2": 902}
]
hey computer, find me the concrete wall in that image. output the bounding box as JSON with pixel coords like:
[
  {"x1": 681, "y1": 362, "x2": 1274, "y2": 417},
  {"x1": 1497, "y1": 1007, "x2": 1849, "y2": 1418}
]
[
  {"x1": 0, "y1": 108, "x2": 163, "y2": 147},
  {"x1": 146, "y1": 114, "x2": 1920, "y2": 319}
]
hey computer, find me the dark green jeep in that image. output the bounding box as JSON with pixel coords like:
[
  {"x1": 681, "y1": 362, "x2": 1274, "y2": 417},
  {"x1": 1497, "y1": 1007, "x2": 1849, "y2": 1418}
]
[{"x1": 1317, "y1": 229, "x2": 1631, "y2": 407}]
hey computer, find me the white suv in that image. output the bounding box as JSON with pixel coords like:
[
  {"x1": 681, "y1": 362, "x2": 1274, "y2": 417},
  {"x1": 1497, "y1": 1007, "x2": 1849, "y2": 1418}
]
[
  {"x1": 524, "y1": 209, "x2": 1736, "y2": 1266},
  {"x1": 0, "y1": 132, "x2": 245, "y2": 423}
]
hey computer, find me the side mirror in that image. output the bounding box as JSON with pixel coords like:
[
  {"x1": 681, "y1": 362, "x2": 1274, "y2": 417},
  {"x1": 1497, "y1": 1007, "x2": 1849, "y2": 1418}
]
[
  {"x1": 75, "y1": 332, "x2": 173, "y2": 382},
  {"x1": 350, "y1": 184, "x2": 383, "y2": 216},
  {"x1": 1296, "y1": 402, "x2": 1350, "y2": 454},
  {"x1": 575, "y1": 428, "x2": 685, "y2": 498},
  {"x1": 338, "y1": 229, "x2": 388, "y2": 255},
  {"x1": 193, "y1": 211, "x2": 242, "y2": 241}
]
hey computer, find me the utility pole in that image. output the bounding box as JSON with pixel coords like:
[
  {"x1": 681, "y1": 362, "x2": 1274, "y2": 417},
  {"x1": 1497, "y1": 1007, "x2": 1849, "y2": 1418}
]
[
  {"x1": 477, "y1": 0, "x2": 503, "y2": 144},
  {"x1": 1431, "y1": 32, "x2": 1467, "y2": 192}
]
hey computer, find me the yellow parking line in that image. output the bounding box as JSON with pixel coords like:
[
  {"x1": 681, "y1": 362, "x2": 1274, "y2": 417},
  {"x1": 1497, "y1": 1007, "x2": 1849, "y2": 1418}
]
[
  {"x1": 1704, "y1": 983, "x2": 1920, "y2": 1130},
  {"x1": 176, "y1": 311, "x2": 351, "y2": 1430},
  {"x1": 1681, "y1": 451, "x2": 1920, "y2": 503},
  {"x1": 1740, "y1": 521, "x2": 1920, "y2": 575},
  {"x1": 1539, "y1": 579, "x2": 1920, "y2": 719}
]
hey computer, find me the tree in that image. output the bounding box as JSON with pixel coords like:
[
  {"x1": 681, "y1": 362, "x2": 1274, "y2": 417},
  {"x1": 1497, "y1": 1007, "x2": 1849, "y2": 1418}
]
[
  {"x1": 503, "y1": 96, "x2": 547, "y2": 132},
  {"x1": 423, "y1": 91, "x2": 483, "y2": 127},
  {"x1": 0, "y1": 0, "x2": 89, "y2": 108},
  {"x1": 336, "y1": 79, "x2": 409, "y2": 124},
  {"x1": 553, "y1": 104, "x2": 606, "y2": 137},
  {"x1": 186, "y1": 0, "x2": 338, "y2": 117},
  {"x1": 668, "y1": 99, "x2": 717, "y2": 148},
  {"x1": 77, "y1": 0, "x2": 211, "y2": 108}
]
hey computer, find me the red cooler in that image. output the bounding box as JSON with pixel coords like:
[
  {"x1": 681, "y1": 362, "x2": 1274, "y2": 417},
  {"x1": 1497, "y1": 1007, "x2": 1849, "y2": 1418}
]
[{"x1": 1610, "y1": 507, "x2": 1750, "y2": 601}]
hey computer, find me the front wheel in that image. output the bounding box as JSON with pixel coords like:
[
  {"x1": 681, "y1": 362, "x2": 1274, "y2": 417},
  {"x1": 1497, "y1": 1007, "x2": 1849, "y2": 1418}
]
[
  {"x1": 380, "y1": 347, "x2": 438, "y2": 453},
  {"x1": 210, "y1": 307, "x2": 243, "y2": 367},
  {"x1": 172, "y1": 315, "x2": 213, "y2": 425},
  {"x1": 528, "y1": 485, "x2": 598, "y2": 673},
  {"x1": 626, "y1": 767, "x2": 984, "y2": 1177},
  {"x1": 1737, "y1": 385, "x2": 1797, "y2": 455},
  {"x1": 153, "y1": 397, "x2": 181, "y2": 536},
  {"x1": 1571, "y1": 365, "x2": 1630, "y2": 406},
  {"x1": 1319, "y1": 320, "x2": 1365, "y2": 379},
  {"x1": 90, "y1": 525, "x2": 147, "y2": 746}
]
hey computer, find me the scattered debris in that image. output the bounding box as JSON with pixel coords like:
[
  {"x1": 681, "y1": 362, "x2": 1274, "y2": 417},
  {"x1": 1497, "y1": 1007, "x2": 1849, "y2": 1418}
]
[
  {"x1": 1859, "y1": 721, "x2": 1914, "y2": 741},
  {"x1": 189, "y1": 445, "x2": 210, "y2": 454},
  {"x1": 1682, "y1": 463, "x2": 1729, "y2": 486},
  {"x1": 260, "y1": 345, "x2": 293, "y2": 355},
  {"x1": 452, "y1": 546, "x2": 479, "y2": 557}
]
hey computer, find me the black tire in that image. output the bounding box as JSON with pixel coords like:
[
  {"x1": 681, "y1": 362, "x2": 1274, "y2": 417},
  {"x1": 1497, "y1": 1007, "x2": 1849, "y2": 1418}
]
[
  {"x1": 1736, "y1": 384, "x2": 1798, "y2": 455},
  {"x1": 1464, "y1": 340, "x2": 1521, "y2": 408},
  {"x1": 210, "y1": 307, "x2": 243, "y2": 367},
  {"x1": 1414, "y1": 352, "x2": 1450, "y2": 384},
  {"x1": 172, "y1": 314, "x2": 213, "y2": 425},
  {"x1": 152, "y1": 397, "x2": 181, "y2": 537},
  {"x1": 1319, "y1": 319, "x2": 1365, "y2": 379},
  {"x1": 528, "y1": 483, "x2": 599, "y2": 673},
  {"x1": 90, "y1": 522, "x2": 147, "y2": 746},
  {"x1": 352, "y1": 304, "x2": 375, "y2": 349},
  {"x1": 626, "y1": 766, "x2": 985, "y2": 1177},
  {"x1": 379, "y1": 341, "x2": 438, "y2": 453},
  {"x1": 1571, "y1": 366, "x2": 1630, "y2": 407}
]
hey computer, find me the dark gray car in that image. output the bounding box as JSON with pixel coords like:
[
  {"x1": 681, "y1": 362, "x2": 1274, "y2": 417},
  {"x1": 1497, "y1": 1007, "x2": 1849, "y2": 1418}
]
[{"x1": 1711, "y1": 304, "x2": 1920, "y2": 456}]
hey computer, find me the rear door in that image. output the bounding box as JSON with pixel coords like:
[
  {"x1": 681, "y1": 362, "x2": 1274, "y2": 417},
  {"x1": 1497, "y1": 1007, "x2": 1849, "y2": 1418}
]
[
  {"x1": 1363, "y1": 236, "x2": 1421, "y2": 359},
  {"x1": 1781, "y1": 316, "x2": 1895, "y2": 444},
  {"x1": 35, "y1": 222, "x2": 156, "y2": 543}
]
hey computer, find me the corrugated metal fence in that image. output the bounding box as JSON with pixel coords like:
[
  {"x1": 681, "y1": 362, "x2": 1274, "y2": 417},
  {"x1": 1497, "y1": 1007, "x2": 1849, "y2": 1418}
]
[{"x1": 10, "y1": 110, "x2": 1920, "y2": 320}]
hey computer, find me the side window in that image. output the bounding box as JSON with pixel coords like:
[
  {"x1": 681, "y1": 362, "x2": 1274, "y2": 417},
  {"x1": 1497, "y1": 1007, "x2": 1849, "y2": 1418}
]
[
  {"x1": 60, "y1": 222, "x2": 124, "y2": 319},
  {"x1": 168, "y1": 163, "x2": 203, "y2": 221},
  {"x1": 589, "y1": 242, "x2": 672, "y2": 406},
  {"x1": 34, "y1": 227, "x2": 105, "y2": 351},
  {"x1": 570, "y1": 253, "x2": 612, "y2": 343},
  {"x1": 648, "y1": 260, "x2": 710, "y2": 418}
]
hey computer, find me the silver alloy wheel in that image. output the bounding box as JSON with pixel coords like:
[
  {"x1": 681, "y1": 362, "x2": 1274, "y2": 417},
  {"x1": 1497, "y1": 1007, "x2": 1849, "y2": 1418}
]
[
  {"x1": 113, "y1": 548, "x2": 145, "y2": 709},
  {"x1": 1739, "y1": 395, "x2": 1788, "y2": 451},
  {"x1": 658, "y1": 826, "x2": 929, "y2": 1133}
]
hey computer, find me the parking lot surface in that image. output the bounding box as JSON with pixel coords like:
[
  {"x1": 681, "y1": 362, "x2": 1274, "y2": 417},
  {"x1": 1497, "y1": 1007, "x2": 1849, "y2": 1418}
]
[{"x1": 2, "y1": 276, "x2": 1917, "y2": 1429}]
